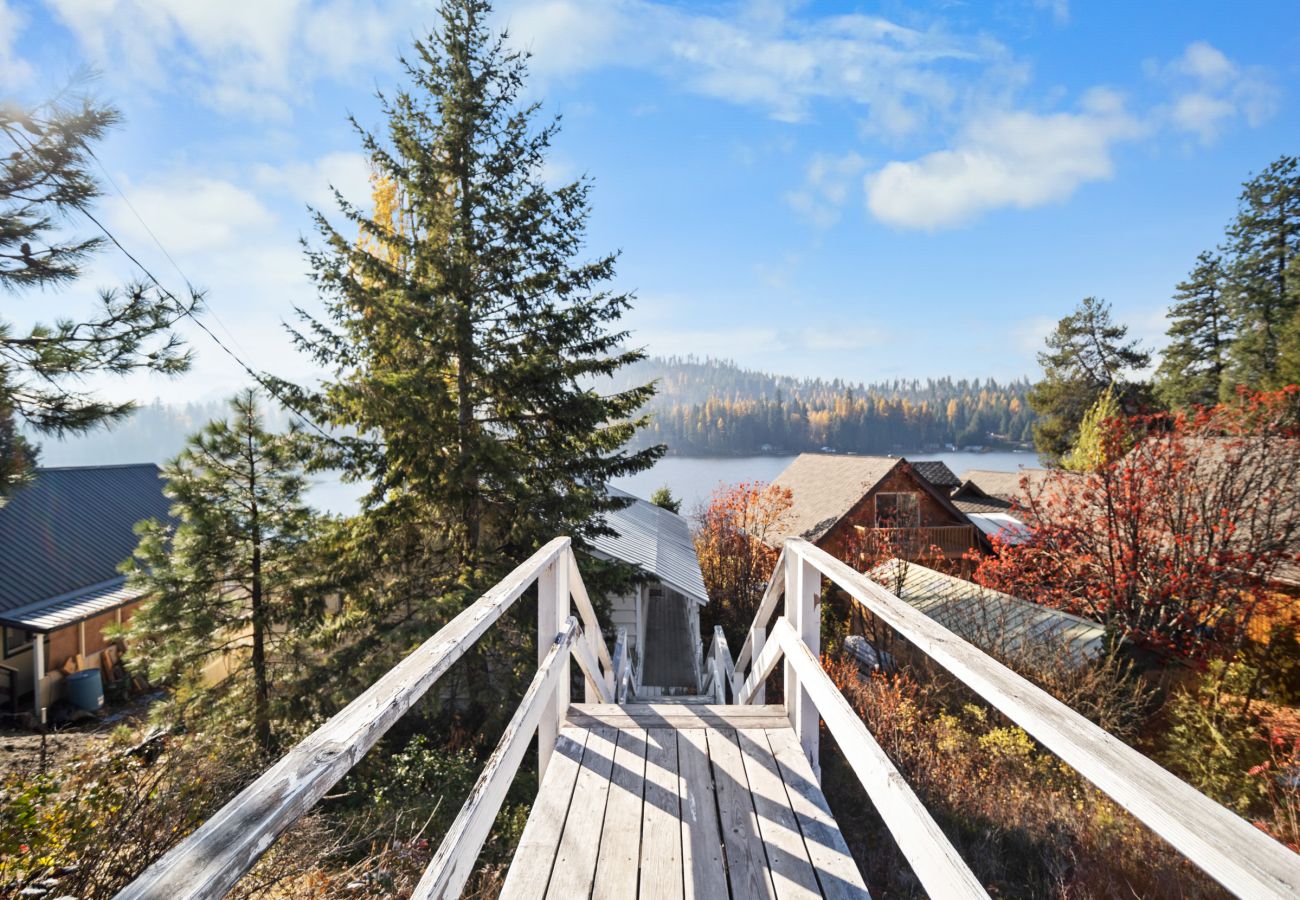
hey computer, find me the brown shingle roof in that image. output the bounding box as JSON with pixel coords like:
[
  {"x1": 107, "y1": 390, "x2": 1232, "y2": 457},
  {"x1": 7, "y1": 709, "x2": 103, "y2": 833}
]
[
  {"x1": 958, "y1": 468, "x2": 1054, "y2": 503},
  {"x1": 769, "y1": 454, "x2": 900, "y2": 544},
  {"x1": 911, "y1": 461, "x2": 961, "y2": 492}
]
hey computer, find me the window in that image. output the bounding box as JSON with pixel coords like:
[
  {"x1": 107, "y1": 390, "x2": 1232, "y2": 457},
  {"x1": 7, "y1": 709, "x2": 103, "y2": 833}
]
[
  {"x1": 875, "y1": 492, "x2": 920, "y2": 527},
  {"x1": 3, "y1": 627, "x2": 34, "y2": 659}
]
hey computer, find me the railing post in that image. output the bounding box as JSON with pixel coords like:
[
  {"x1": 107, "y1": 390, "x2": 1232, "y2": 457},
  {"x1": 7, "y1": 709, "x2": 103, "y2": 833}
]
[
  {"x1": 784, "y1": 548, "x2": 821, "y2": 775},
  {"x1": 537, "y1": 555, "x2": 570, "y2": 780}
]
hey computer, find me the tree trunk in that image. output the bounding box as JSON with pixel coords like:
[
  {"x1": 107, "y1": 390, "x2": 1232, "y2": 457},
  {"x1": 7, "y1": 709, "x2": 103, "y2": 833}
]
[{"x1": 247, "y1": 420, "x2": 271, "y2": 753}]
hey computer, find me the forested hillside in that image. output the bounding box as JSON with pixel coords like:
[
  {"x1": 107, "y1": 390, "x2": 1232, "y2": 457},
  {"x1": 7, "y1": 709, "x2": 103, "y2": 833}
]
[{"x1": 613, "y1": 357, "x2": 1037, "y2": 454}]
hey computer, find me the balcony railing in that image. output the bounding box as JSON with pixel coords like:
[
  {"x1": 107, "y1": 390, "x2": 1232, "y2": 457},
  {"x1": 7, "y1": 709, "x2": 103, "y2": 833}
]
[{"x1": 859, "y1": 523, "x2": 979, "y2": 557}]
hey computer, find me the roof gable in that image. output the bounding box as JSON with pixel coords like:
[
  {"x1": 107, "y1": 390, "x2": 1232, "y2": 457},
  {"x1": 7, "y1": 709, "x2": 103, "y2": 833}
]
[
  {"x1": 0, "y1": 465, "x2": 173, "y2": 614},
  {"x1": 769, "y1": 454, "x2": 901, "y2": 544}
]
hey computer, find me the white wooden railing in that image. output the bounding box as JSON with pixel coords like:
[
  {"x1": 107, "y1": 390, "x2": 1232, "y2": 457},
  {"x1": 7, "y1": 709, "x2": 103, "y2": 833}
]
[
  {"x1": 731, "y1": 538, "x2": 1300, "y2": 900},
  {"x1": 700, "y1": 625, "x2": 736, "y2": 704},
  {"x1": 118, "y1": 538, "x2": 615, "y2": 900}
]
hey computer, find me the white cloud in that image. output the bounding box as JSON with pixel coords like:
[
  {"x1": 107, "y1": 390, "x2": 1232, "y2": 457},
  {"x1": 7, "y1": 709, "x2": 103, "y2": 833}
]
[
  {"x1": 255, "y1": 151, "x2": 372, "y2": 213},
  {"x1": 785, "y1": 151, "x2": 866, "y2": 228},
  {"x1": 0, "y1": 0, "x2": 30, "y2": 87},
  {"x1": 500, "y1": 0, "x2": 999, "y2": 134},
  {"x1": 43, "y1": 0, "x2": 416, "y2": 118},
  {"x1": 1156, "y1": 41, "x2": 1279, "y2": 143},
  {"x1": 1032, "y1": 0, "x2": 1070, "y2": 25},
  {"x1": 106, "y1": 174, "x2": 277, "y2": 255},
  {"x1": 864, "y1": 88, "x2": 1144, "y2": 230}
]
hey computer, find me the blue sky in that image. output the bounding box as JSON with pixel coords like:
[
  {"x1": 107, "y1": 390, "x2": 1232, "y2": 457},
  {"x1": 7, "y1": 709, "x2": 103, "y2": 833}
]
[{"x1": 6, "y1": 0, "x2": 1299, "y2": 403}]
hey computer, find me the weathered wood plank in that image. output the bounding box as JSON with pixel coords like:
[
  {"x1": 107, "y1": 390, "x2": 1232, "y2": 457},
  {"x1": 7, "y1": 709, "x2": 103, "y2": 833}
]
[
  {"x1": 773, "y1": 619, "x2": 987, "y2": 898},
  {"x1": 766, "y1": 727, "x2": 871, "y2": 900},
  {"x1": 709, "y1": 728, "x2": 777, "y2": 899},
  {"x1": 738, "y1": 729, "x2": 822, "y2": 900},
  {"x1": 639, "y1": 727, "x2": 684, "y2": 900},
  {"x1": 569, "y1": 552, "x2": 616, "y2": 695},
  {"x1": 414, "y1": 618, "x2": 579, "y2": 899},
  {"x1": 611, "y1": 627, "x2": 628, "y2": 702},
  {"x1": 118, "y1": 538, "x2": 572, "y2": 900},
  {"x1": 592, "y1": 727, "x2": 647, "y2": 899},
  {"x1": 791, "y1": 537, "x2": 1300, "y2": 899},
  {"x1": 738, "y1": 623, "x2": 786, "y2": 707},
  {"x1": 678, "y1": 729, "x2": 729, "y2": 900},
  {"x1": 545, "y1": 726, "x2": 618, "y2": 898},
  {"x1": 735, "y1": 545, "x2": 786, "y2": 680},
  {"x1": 568, "y1": 703, "x2": 789, "y2": 730},
  {"x1": 499, "y1": 727, "x2": 590, "y2": 900},
  {"x1": 572, "y1": 624, "x2": 614, "y2": 703}
]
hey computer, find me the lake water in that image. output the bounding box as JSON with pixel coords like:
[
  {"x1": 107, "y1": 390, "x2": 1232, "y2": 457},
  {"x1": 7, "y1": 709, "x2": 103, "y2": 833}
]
[{"x1": 307, "y1": 449, "x2": 1040, "y2": 516}]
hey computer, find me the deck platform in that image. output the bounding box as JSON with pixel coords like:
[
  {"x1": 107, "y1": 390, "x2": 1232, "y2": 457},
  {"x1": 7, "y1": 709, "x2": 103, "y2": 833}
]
[{"x1": 500, "y1": 704, "x2": 871, "y2": 899}]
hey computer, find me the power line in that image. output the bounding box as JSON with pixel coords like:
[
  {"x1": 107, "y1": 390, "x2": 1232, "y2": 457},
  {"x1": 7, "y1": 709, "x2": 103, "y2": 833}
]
[{"x1": 85, "y1": 147, "x2": 252, "y2": 360}]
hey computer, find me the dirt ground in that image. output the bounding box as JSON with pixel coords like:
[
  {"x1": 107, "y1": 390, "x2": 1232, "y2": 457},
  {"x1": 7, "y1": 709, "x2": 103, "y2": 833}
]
[{"x1": 0, "y1": 694, "x2": 158, "y2": 778}]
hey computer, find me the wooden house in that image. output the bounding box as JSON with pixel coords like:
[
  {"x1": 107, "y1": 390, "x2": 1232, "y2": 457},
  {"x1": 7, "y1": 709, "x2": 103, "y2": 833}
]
[
  {"x1": 0, "y1": 464, "x2": 172, "y2": 721},
  {"x1": 767, "y1": 454, "x2": 991, "y2": 564}
]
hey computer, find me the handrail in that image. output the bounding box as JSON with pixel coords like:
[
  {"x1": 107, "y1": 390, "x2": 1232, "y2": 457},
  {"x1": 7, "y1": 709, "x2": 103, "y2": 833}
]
[
  {"x1": 734, "y1": 538, "x2": 1300, "y2": 899},
  {"x1": 706, "y1": 625, "x2": 735, "y2": 704},
  {"x1": 772, "y1": 618, "x2": 989, "y2": 898},
  {"x1": 732, "y1": 545, "x2": 786, "y2": 681},
  {"x1": 119, "y1": 537, "x2": 614, "y2": 900},
  {"x1": 413, "y1": 617, "x2": 579, "y2": 898}
]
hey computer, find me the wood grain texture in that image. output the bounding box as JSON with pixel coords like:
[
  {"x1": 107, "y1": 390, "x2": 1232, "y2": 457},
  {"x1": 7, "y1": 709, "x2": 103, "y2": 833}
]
[
  {"x1": 593, "y1": 727, "x2": 647, "y2": 900},
  {"x1": 546, "y1": 726, "x2": 618, "y2": 898},
  {"x1": 766, "y1": 728, "x2": 871, "y2": 900},
  {"x1": 640, "y1": 727, "x2": 685, "y2": 899},
  {"x1": 678, "y1": 729, "x2": 729, "y2": 900},
  {"x1": 774, "y1": 619, "x2": 987, "y2": 899},
  {"x1": 569, "y1": 703, "x2": 789, "y2": 730},
  {"x1": 709, "y1": 728, "x2": 777, "y2": 899},
  {"x1": 414, "y1": 619, "x2": 578, "y2": 899},
  {"x1": 499, "y1": 728, "x2": 589, "y2": 900},
  {"x1": 738, "y1": 728, "x2": 822, "y2": 899}
]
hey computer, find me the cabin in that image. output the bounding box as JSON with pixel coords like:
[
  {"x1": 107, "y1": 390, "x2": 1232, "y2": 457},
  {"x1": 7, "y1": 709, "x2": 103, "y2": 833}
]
[
  {"x1": 767, "y1": 453, "x2": 991, "y2": 564},
  {"x1": 0, "y1": 464, "x2": 172, "y2": 721},
  {"x1": 589, "y1": 488, "x2": 709, "y2": 696}
]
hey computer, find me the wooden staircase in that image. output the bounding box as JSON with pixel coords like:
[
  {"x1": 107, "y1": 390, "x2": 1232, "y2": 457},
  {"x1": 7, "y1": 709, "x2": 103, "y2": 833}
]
[{"x1": 117, "y1": 537, "x2": 1300, "y2": 900}]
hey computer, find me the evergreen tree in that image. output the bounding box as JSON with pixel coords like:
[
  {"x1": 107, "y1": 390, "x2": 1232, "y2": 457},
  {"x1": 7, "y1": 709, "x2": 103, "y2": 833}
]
[
  {"x1": 280, "y1": 0, "x2": 659, "y2": 693},
  {"x1": 650, "y1": 485, "x2": 682, "y2": 514},
  {"x1": 1225, "y1": 156, "x2": 1300, "y2": 389},
  {"x1": 0, "y1": 95, "x2": 195, "y2": 443},
  {"x1": 0, "y1": 386, "x2": 36, "y2": 499},
  {"x1": 124, "y1": 390, "x2": 319, "y2": 753},
  {"x1": 1155, "y1": 251, "x2": 1232, "y2": 409},
  {"x1": 1028, "y1": 297, "x2": 1149, "y2": 465}
]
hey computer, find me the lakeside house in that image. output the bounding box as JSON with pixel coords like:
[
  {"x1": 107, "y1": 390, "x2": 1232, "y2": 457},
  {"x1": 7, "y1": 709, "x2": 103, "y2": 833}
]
[
  {"x1": 0, "y1": 464, "x2": 171, "y2": 721},
  {"x1": 767, "y1": 453, "x2": 992, "y2": 563},
  {"x1": 590, "y1": 488, "x2": 709, "y2": 695}
]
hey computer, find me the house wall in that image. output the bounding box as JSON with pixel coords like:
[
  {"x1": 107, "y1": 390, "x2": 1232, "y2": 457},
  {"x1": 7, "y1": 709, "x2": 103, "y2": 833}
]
[
  {"x1": 1, "y1": 600, "x2": 142, "y2": 716},
  {"x1": 819, "y1": 468, "x2": 975, "y2": 562}
]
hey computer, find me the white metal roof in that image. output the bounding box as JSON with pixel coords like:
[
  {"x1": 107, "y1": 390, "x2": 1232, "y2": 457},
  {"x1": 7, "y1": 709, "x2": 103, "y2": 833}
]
[
  {"x1": 590, "y1": 489, "x2": 709, "y2": 605},
  {"x1": 868, "y1": 559, "x2": 1105, "y2": 667},
  {"x1": 966, "y1": 512, "x2": 1032, "y2": 545},
  {"x1": 0, "y1": 576, "x2": 146, "y2": 634}
]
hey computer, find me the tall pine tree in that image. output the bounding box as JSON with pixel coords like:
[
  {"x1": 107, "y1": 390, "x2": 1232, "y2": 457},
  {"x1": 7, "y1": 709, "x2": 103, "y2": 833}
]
[
  {"x1": 1154, "y1": 251, "x2": 1232, "y2": 409},
  {"x1": 0, "y1": 95, "x2": 195, "y2": 442},
  {"x1": 1225, "y1": 155, "x2": 1300, "y2": 389},
  {"x1": 1028, "y1": 297, "x2": 1149, "y2": 465},
  {"x1": 280, "y1": 0, "x2": 659, "y2": 693},
  {"x1": 124, "y1": 390, "x2": 319, "y2": 753}
]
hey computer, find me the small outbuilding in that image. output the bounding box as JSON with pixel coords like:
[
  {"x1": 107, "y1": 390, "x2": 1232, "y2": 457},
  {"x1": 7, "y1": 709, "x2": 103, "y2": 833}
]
[
  {"x1": 0, "y1": 464, "x2": 172, "y2": 721},
  {"x1": 590, "y1": 489, "x2": 709, "y2": 695}
]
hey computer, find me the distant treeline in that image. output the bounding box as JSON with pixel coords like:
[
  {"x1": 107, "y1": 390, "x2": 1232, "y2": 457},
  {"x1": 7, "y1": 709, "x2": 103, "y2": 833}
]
[{"x1": 610, "y1": 357, "x2": 1038, "y2": 454}]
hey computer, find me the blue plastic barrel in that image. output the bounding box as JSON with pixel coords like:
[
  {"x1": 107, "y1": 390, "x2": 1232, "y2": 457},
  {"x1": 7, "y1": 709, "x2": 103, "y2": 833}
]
[{"x1": 66, "y1": 668, "x2": 104, "y2": 711}]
